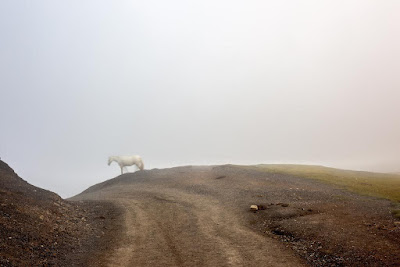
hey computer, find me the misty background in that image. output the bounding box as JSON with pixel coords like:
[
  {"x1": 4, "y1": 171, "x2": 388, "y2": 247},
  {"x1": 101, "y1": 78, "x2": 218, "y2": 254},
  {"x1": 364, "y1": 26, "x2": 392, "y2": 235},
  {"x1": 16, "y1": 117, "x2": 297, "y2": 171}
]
[{"x1": 1, "y1": 1, "x2": 399, "y2": 198}]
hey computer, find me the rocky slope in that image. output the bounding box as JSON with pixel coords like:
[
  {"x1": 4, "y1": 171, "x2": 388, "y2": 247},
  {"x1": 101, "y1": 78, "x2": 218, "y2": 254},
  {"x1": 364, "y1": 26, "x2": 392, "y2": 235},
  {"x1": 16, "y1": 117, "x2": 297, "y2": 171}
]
[{"x1": 0, "y1": 160, "x2": 121, "y2": 266}]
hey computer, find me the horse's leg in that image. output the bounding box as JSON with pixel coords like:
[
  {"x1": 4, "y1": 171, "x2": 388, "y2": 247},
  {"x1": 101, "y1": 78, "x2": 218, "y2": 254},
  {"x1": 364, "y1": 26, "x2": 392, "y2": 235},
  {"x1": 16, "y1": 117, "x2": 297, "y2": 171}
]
[{"x1": 120, "y1": 165, "x2": 123, "y2": 174}]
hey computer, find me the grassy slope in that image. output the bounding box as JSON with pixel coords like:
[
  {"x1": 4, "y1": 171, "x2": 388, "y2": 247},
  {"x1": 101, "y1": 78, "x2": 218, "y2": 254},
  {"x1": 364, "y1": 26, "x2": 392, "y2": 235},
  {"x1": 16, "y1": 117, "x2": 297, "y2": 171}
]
[{"x1": 242, "y1": 164, "x2": 400, "y2": 203}]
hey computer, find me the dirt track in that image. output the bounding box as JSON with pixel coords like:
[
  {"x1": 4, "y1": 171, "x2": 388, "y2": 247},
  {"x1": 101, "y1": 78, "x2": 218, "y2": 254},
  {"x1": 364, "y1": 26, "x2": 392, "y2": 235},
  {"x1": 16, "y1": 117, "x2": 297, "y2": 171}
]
[{"x1": 71, "y1": 165, "x2": 400, "y2": 266}]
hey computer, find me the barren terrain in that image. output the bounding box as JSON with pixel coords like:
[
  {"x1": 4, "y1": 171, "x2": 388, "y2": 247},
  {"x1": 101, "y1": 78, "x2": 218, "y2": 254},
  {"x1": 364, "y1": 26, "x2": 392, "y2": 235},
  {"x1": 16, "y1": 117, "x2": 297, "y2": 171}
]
[
  {"x1": 2, "y1": 161, "x2": 400, "y2": 266},
  {"x1": 72, "y1": 165, "x2": 400, "y2": 266}
]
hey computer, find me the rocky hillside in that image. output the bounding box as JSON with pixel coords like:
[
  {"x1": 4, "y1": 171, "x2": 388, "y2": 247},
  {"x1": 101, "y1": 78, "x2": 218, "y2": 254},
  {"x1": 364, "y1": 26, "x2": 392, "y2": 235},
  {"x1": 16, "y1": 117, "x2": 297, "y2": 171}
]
[{"x1": 0, "y1": 160, "x2": 121, "y2": 266}]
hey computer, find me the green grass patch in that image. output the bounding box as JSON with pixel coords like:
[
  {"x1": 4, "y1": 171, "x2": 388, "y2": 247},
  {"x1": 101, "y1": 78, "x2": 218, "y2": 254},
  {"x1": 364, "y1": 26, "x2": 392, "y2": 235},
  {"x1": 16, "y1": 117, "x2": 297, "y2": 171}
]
[
  {"x1": 240, "y1": 164, "x2": 400, "y2": 203},
  {"x1": 391, "y1": 209, "x2": 400, "y2": 219}
]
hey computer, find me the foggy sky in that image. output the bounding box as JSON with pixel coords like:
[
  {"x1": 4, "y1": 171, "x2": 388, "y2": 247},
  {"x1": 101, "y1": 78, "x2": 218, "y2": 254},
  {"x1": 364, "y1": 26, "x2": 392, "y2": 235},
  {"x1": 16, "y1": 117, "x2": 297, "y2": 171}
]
[{"x1": 1, "y1": 1, "x2": 399, "y2": 198}]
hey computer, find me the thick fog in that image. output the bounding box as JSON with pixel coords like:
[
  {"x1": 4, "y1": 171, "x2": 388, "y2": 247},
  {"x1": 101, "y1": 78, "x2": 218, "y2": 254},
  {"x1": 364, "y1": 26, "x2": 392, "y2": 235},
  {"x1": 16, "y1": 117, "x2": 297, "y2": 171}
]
[{"x1": 1, "y1": 1, "x2": 399, "y2": 197}]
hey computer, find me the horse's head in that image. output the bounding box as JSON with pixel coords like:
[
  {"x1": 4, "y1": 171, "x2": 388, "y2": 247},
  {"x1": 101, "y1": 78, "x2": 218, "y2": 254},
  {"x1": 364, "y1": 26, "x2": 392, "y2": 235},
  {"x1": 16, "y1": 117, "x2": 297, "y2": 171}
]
[
  {"x1": 108, "y1": 157, "x2": 114, "y2": 166},
  {"x1": 138, "y1": 160, "x2": 144, "y2": 171}
]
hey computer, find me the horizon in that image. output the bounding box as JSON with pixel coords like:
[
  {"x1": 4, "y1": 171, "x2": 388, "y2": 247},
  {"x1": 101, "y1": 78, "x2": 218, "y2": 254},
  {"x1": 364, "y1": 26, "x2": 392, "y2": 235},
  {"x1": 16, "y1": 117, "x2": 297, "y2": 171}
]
[{"x1": 3, "y1": 157, "x2": 399, "y2": 198}]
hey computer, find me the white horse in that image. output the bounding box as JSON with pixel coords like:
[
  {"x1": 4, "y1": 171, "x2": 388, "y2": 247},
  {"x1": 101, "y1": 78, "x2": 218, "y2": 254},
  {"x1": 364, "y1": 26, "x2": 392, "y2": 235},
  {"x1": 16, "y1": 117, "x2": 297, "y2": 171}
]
[{"x1": 108, "y1": 155, "x2": 144, "y2": 174}]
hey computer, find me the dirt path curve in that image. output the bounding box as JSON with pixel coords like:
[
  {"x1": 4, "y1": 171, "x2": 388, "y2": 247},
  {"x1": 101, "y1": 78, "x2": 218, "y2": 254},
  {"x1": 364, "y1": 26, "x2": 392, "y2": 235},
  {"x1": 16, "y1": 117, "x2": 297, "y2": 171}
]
[{"x1": 73, "y1": 167, "x2": 306, "y2": 266}]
